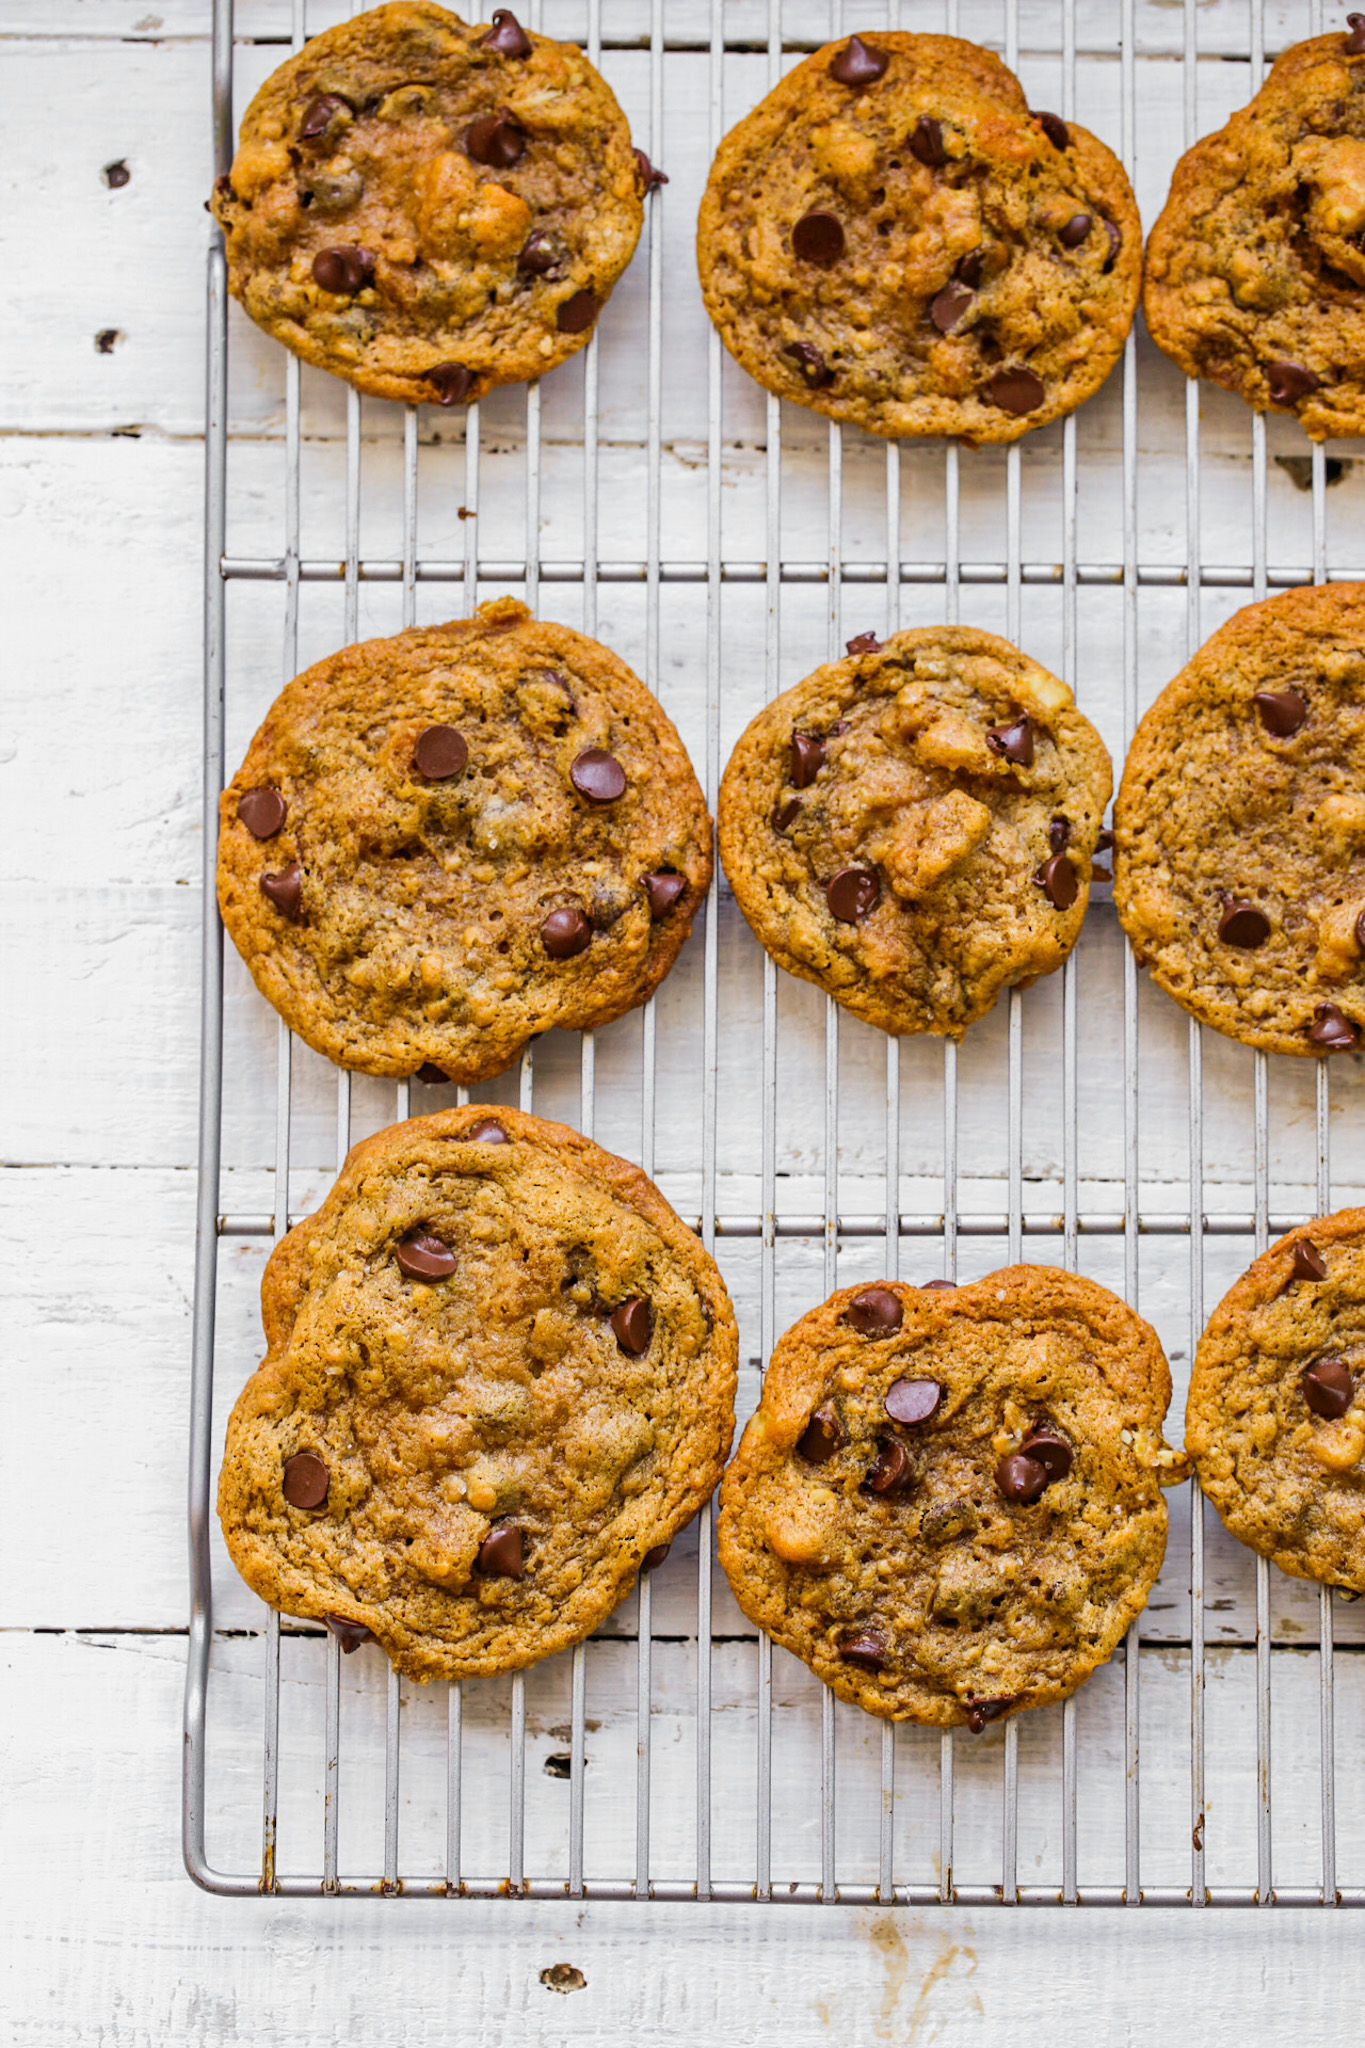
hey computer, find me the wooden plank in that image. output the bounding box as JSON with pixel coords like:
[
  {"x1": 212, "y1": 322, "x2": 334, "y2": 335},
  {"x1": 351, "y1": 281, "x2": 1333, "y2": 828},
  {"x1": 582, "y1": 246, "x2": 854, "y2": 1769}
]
[{"x1": 7, "y1": 1630, "x2": 1365, "y2": 2048}]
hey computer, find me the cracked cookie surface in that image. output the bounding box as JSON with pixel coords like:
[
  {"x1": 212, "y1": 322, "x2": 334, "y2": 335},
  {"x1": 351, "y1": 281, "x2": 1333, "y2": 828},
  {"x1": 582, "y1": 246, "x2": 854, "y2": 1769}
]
[
  {"x1": 1113, "y1": 584, "x2": 1365, "y2": 1057},
  {"x1": 210, "y1": 1, "x2": 643, "y2": 405},
  {"x1": 697, "y1": 31, "x2": 1140, "y2": 441},
  {"x1": 218, "y1": 1107, "x2": 738, "y2": 1682},
  {"x1": 717, "y1": 1269, "x2": 1182, "y2": 1728},
  {"x1": 1144, "y1": 23, "x2": 1365, "y2": 440},
  {"x1": 717, "y1": 625, "x2": 1111, "y2": 1039},
  {"x1": 218, "y1": 598, "x2": 712, "y2": 1082},
  {"x1": 1188, "y1": 1209, "x2": 1365, "y2": 1593}
]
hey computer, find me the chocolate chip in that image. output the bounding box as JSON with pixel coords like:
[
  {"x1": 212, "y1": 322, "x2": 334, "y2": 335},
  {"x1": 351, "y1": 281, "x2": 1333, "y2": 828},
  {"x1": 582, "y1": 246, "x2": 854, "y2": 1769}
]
[
  {"x1": 1035, "y1": 853, "x2": 1078, "y2": 910},
  {"x1": 467, "y1": 1118, "x2": 509, "y2": 1142},
  {"x1": 957, "y1": 248, "x2": 986, "y2": 289},
  {"x1": 570, "y1": 747, "x2": 626, "y2": 801},
  {"x1": 642, "y1": 1542, "x2": 671, "y2": 1571},
  {"x1": 414, "y1": 1063, "x2": 450, "y2": 1084},
  {"x1": 1059, "y1": 213, "x2": 1092, "y2": 248},
  {"x1": 984, "y1": 366, "x2": 1046, "y2": 415},
  {"x1": 826, "y1": 866, "x2": 880, "y2": 923},
  {"x1": 1049, "y1": 817, "x2": 1071, "y2": 854},
  {"x1": 772, "y1": 798, "x2": 800, "y2": 832},
  {"x1": 966, "y1": 1694, "x2": 1018, "y2": 1733},
  {"x1": 1357, "y1": 907, "x2": 1365, "y2": 953},
  {"x1": 238, "y1": 787, "x2": 287, "y2": 838},
  {"x1": 910, "y1": 115, "x2": 947, "y2": 167},
  {"x1": 867, "y1": 1437, "x2": 910, "y2": 1493},
  {"x1": 214, "y1": 173, "x2": 235, "y2": 204},
  {"x1": 798, "y1": 1403, "x2": 844, "y2": 1464},
  {"x1": 610, "y1": 1298, "x2": 653, "y2": 1355},
  {"x1": 838, "y1": 1628, "x2": 888, "y2": 1671},
  {"x1": 1036, "y1": 111, "x2": 1070, "y2": 149},
  {"x1": 930, "y1": 280, "x2": 974, "y2": 333},
  {"x1": 646, "y1": 871, "x2": 686, "y2": 919},
  {"x1": 1218, "y1": 901, "x2": 1269, "y2": 948},
  {"x1": 103, "y1": 160, "x2": 131, "y2": 189},
  {"x1": 846, "y1": 631, "x2": 882, "y2": 655},
  {"x1": 482, "y1": 6, "x2": 532, "y2": 54},
  {"x1": 1102, "y1": 220, "x2": 1121, "y2": 271},
  {"x1": 920, "y1": 1279, "x2": 957, "y2": 1291},
  {"x1": 846, "y1": 1286, "x2": 903, "y2": 1335},
  {"x1": 1267, "y1": 360, "x2": 1320, "y2": 404},
  {"x1": 986, "y1": 713, "x2": 1033, "y2": 766},
  {"x1": 311, "y1": 246, "x2": 374, "y2": 294},
  {"x1": 830, "y1": 34, "x2": 889, "y2": 86},
  {"x1": 884, "y1": 1379, "x2": 941, "y2": 1426},
  {"x1": 466, "y1": 112, "x2": 525, "y2": 167},
  {"x1": 556, "y1": 291, "x2": 600, "y2": 334},
  {"x1": 541, "y1": 906, "x2": 591, "y2": 958},
  {"x1": 1020, "y1": 1428, "x2": 1072, "y2": 1481},
  {"x1": 414, "y1": 724, "x2": 468, "y2": 780},
  {"x1": 1096, "y1": 828, "x2": 1115, "y2": 854},
  {"x1": 517, "y1": 229, "x2": 557, "y2": 275},
  {"x1": 260, "y1": 863, "x2": 304, "y2": 922},
  {"x1": 1254, "y1": 688, "x2": 1308, "y2": 737},
  {"x1": 1310, "y1": 1003, "x2": 1359, "y2": 1051},
  {"x1": 789, "y1": 732, "x2": 825, "y2": 787},
  {"x1": 1350, "y1": 13, "x2": 1365, "y2": 56},
  {"x1": 282, "y1": 1450, "x2": 329, "y2": 1509},
  {"x1": 476, "y1": 1522, "x2": 524, "y2": 1576},
  {"x1": 325, "y1": 1613, "x2": 373, "y2": 1653},
  {"x1": 792, "y1": 211, "x2": 845, "y2": 265},
  {"x1": 786, "y1": 341, "x2": 834, "y2": 389},
  {"x1": 1304, "y1": 1357, "x2": 1354, "y2": 1418},
  {"x1": 1292, "y1": 1238, "x2": 1327, "y2": 1283},
  {"x1": 300, "y1": 94, "x2": 349, "y2": 139},
  {"x1": 426, "y1": 362, "x2": 473, "y2": 405},
  {"x1": 996, "y1": 1451, "x2": 1047, "y2": 1504},
  {"x1": 633, "y1": 148, "x2": 668, "y2": 193},
  {"x1": 395, "y1": 1230, "x2": 457, "y2": 1281}
]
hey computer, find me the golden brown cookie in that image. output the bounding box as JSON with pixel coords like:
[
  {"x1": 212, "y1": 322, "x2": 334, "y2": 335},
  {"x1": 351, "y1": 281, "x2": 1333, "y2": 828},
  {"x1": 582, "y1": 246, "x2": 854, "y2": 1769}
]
[
  {"x1": 218, "y1": 1107, "x2": 738, "y2": 1682},
  {"x1": 696, "y1": 31, "x2": 1140, "y2": 441},
  {"x1": 217, "y1": 598, "x2": 711, "y2": 1083},
  {"x1": 1188, "y1": 1209, "x2": 1365, "y2": 1593},
  {"x1": 1113, "y1": 584, "x2": 1365, "y2": 1058},
  {"x1": 716, "y1": 625, "x2": 1112, "y2": 1039},
  {"x1": 210, "y1": 2, "x2": 646, "y2": 406},
  {"x1": 1144, "y1": 21, "x2": 1365, "y2": 440},
  {"x1": 718, "y1": 1270, "x2": 1184, "y2": 1728}
]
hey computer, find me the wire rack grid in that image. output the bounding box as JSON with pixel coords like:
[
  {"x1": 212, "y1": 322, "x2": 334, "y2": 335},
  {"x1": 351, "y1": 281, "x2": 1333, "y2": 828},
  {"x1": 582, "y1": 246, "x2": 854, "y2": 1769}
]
[{"x1": 186, "y1": 0, "x2": 1365, "y2": 1905}]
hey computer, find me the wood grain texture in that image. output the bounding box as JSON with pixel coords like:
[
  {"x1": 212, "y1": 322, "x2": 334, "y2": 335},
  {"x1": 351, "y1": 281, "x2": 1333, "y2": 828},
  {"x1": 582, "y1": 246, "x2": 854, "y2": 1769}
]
[
  {"x1": 10, "y1": 1632, "x2": 1365, "y2": 2046},
  {"x1": 6, "y1": 3, "x2": 1365, "y2": 2040}
]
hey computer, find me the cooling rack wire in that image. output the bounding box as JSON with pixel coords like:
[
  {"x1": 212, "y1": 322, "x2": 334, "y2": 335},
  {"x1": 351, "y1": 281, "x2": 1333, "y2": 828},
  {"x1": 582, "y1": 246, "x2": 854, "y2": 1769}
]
[{"x1": 186, "y1": 0, "x2": 1361, "y2": 1903}]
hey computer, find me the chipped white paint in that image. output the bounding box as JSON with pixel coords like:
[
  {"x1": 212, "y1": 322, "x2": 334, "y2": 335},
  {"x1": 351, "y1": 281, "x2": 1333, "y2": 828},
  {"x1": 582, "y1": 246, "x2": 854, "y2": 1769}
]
[{"x1": 5, "y1": 0, "x2": 1365, "y2": 2039}]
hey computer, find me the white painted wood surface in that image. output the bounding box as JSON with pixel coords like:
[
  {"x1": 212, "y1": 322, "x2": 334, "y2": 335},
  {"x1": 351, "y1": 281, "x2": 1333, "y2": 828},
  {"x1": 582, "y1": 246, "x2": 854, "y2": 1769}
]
[{"x1": 5, "y1": 0, "x2": 1365, "y2": 2037}]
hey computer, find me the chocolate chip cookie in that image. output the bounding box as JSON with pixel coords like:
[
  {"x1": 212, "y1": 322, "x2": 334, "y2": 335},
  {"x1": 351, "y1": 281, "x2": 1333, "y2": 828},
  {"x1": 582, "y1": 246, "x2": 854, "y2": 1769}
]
[
  {"x1": 1113, "y1": 584, "x2": 1365, "y2": 1057},
  {"x1": 1144, "y1": 19, "x2": 1365, "y2": 440},
  {"x1": 696, "y1": 32, "x2": 1140, "y2": 441},
  {"x1": 210, "y1": 1, "x2": 645, "y2": 406},
  {"x1": 717, "y1": 626, "x2": 1112, "y2": 1039},
  {"x1": 1188, "y1": 1209, "x2": 1365, "y2": 1593},
  {"x1": 217, "y1": 598, "x2": 712, "y2": 1082},
  {"x1": 218, "y1": 1106, "x2": 738, "y2": 1682},
  {"x1": 718, "y1": 1269, "x2": 1184, "y2": 1728}
]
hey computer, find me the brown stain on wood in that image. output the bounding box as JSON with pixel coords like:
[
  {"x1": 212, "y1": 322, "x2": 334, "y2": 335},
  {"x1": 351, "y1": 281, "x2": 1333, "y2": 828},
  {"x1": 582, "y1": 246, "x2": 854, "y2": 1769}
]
[{"x1": 854, "y1": 1916, "x2": 979, "y2": 2040}]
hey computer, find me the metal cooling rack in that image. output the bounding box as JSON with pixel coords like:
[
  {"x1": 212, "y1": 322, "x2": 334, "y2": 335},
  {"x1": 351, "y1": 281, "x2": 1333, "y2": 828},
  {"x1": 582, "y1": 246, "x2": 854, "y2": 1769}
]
[{"x1": 186, "y1": 0, "x2": 1365, "y2": 1903}]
